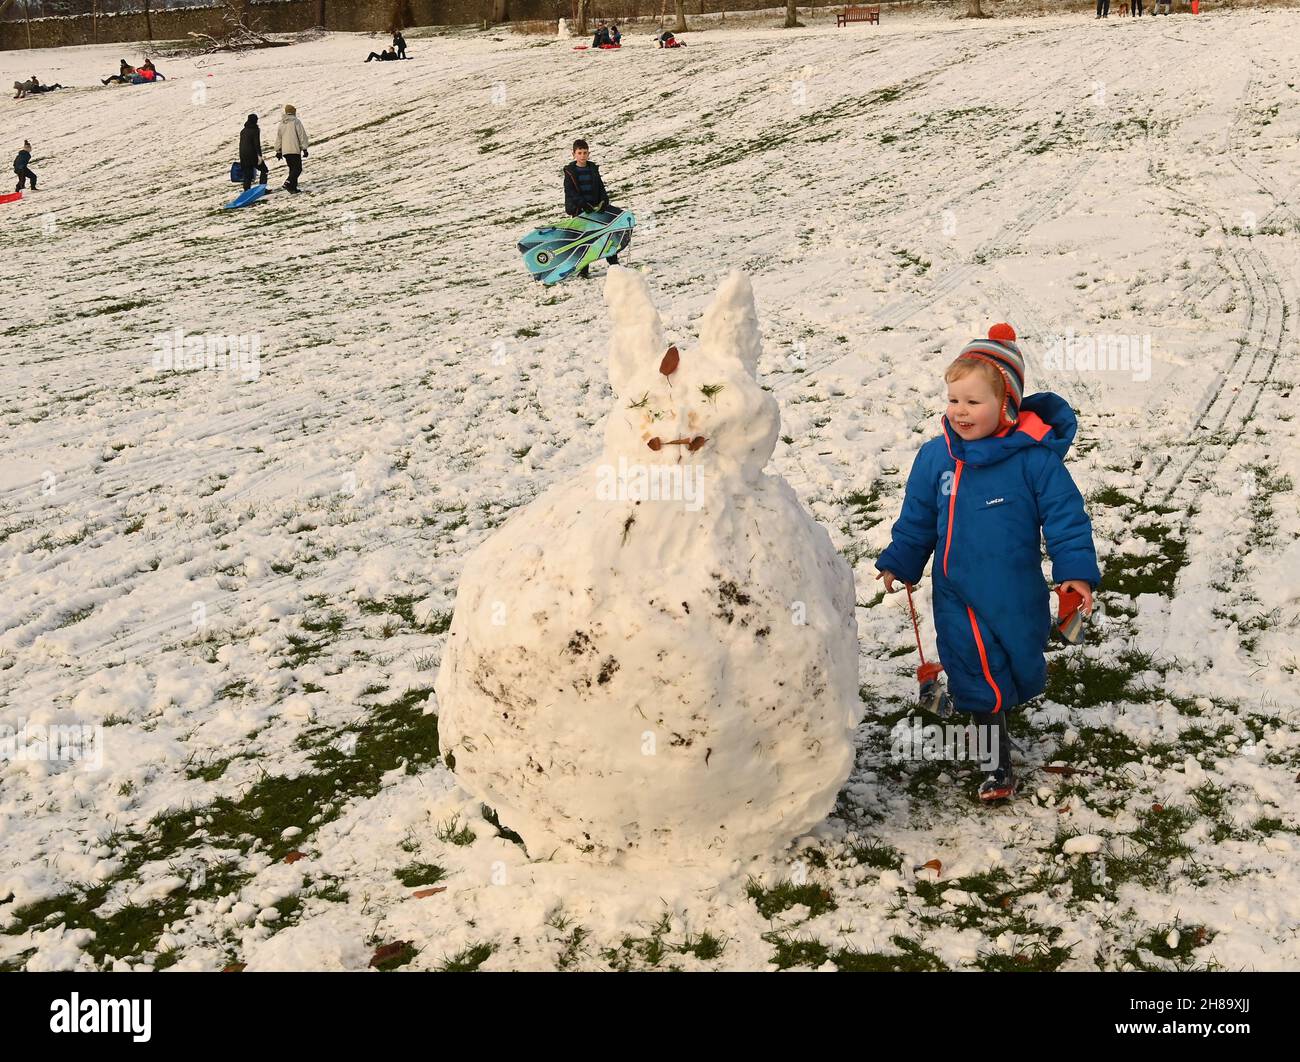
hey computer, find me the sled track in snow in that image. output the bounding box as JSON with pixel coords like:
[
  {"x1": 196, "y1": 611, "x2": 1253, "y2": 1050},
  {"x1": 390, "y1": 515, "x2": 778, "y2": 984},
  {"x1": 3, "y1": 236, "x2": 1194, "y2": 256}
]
[
  {"x1": 1134, "y1": 71, "x2": 1293, "y2": 523},
  {"x1": 775, "y1": 30, "x2": 1151, "y2": 396}
]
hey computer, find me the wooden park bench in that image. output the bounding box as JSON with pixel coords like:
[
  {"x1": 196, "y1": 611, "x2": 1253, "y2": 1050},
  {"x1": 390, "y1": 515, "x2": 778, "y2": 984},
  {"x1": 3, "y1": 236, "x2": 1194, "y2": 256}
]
[{"x1": 836, "y1": 5, "x2": 881, "y2": 26}]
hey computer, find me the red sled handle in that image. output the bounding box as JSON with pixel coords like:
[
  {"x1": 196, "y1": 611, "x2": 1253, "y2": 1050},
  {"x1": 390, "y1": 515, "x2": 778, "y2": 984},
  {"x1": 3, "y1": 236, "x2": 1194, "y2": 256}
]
[{"x1": 1054, "y1": 585, "x2": 1087, "y2": 644}]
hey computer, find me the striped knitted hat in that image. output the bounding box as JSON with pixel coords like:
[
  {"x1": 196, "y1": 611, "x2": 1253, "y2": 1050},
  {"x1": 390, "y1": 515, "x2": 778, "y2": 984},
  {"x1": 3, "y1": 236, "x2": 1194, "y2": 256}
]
[{"x1": 957, "y1": 323, "x2": 1024, "y2": 427}]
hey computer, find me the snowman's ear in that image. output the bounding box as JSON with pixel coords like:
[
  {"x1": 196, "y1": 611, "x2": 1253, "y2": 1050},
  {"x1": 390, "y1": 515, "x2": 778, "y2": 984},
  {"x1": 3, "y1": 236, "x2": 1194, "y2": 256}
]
[
  {"x1": 603, "y1": 266, "x2": 665, "y2": 395},
  {"x1": 699, "y1": 270, "x2": 761, "y2": 377}
]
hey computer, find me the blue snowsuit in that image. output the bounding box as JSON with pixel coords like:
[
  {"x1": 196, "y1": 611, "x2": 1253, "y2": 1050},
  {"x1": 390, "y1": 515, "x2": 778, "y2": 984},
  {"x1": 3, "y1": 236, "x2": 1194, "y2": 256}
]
[{"x1": 876, "y1": 392, "x2": 1101, "y2": 715}]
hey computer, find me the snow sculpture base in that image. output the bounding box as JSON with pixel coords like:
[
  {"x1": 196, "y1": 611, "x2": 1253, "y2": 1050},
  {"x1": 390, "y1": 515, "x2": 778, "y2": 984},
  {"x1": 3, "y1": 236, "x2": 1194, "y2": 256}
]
[{"x1": 435, "y1": 269, "x2": 861, "y2": 867}]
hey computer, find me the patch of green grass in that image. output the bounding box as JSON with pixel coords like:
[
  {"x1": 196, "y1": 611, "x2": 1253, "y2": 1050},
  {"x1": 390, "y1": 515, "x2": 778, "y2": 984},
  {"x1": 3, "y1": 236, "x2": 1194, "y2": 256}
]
[
  {"x1": 1100, "y1": 519, "x2": 1187, "y2": 598},
  {"x1": 832, "y1": 935, "x2": 948, "y2": 972},
  {"x1": 1063, "y1": 803, "x2": 1200, "y2": 906},
  {"x1": 764, "y1": 932, "x2": 830, "y2": 970},
  {"x1": 1044, "y1": 649, "x2": 1163, "y2": 709},
  {"x1": 300, "y1": 611, "x2": 346, "y2": 635},
  {"x1": 394, "y1": 862, "x2": 446, "y2": 888},
  {"x1": 745, "y1": 876, "x2": 836, "y2": 920},
  {"x1": 975, "y1": 942, "x2": 1074, "y2": 972},
  {"x1": 439, "y1": 942, "x2": 493, "y2": 972},
  {"x1": 1122, "y1": 922, "x2": 1216, "y2": 971},
  {"x1": 849, "y1": 840, "x2": 903, "y2": 870},
  {"x1": 74, "y1": 299, "x2": 150, "y2": 318},
  {"x1": 2, "y1": 688, "x2": 438, "y2": 969},
  {"x1": 678, "y1": 931, "x2": 725, "y2": 962},
  {"x1": 435, "y1": 815, "x2": 476, "y2": 847},
  {"x1": 282, "y1": 632, "x2": 329, "y2": 667}
]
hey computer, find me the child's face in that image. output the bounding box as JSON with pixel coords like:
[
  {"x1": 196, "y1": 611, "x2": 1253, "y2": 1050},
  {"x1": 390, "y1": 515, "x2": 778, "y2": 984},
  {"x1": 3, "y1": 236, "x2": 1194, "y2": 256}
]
[
  {"x1": 947, "y1": 372, "x2": 1002, "y2": 441},
  {"x1": 573, "y1": 146, "x2": 590, "y2": 164}
]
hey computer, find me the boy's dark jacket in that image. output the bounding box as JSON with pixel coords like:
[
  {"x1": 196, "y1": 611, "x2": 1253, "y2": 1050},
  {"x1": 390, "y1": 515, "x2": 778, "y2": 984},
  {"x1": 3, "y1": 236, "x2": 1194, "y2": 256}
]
[
  {"x1": 238, "y1": 120, "x2": 261, "y2": 166},
  {"x1": 876, "y1": 392, "x2": 1101, "y2": 714},
  {"x1": 563, "y1": 160, "x2": 609, "y2": 217},
  {"x1": 14, "y1": 148, "x2": 31, "y2": 172}
]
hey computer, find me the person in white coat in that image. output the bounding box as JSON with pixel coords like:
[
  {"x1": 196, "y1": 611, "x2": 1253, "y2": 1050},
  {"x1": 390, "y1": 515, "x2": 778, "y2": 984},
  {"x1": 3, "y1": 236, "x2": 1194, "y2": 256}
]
[{"x1": 275, "y1": 104, "x2": 309, "y2": 193}]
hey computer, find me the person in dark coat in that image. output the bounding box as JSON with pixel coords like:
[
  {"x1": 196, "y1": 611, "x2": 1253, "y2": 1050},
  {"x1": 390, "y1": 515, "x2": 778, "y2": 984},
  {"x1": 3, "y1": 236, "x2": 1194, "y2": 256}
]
[
  {"x1": 103, "y1": 59, "x2": 135, "y2": 85},
  {"x1": 393, "y1": 32, "x2": 408, "y2": 59},
  {"x1": 365, "y1": 47, "x2": 398, "y2": 62},
  {"x1": 14, "y1": 139, "x2": 37, "y2": 192},
  {"x1": 562, "y1": 139, "x2": 621, "y2": 278},
  {"x1": 238, "y1": 114, "x2": 268, "y2": 191}
]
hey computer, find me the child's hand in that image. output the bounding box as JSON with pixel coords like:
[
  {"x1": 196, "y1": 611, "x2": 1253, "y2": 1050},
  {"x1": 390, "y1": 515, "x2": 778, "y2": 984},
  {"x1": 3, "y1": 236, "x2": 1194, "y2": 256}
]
[
  {"x1": 1059, "y1": 580, "x2": 1094, "y2": 614},
  {"x1": 875, "y1": 570, "x2": 903, "y2": 593}
]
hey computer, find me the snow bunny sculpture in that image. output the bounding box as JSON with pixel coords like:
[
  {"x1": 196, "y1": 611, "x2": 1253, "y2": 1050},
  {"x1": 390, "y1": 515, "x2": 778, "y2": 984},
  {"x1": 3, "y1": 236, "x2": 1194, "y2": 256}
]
[{"x1": 435, "y1": 269, "x2": 861, "y2": 867}]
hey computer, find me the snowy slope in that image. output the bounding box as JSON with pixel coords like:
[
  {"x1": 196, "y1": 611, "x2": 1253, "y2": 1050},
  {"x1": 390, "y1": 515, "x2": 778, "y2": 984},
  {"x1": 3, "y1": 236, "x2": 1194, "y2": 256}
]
[{"x1": 1, "y1": 11, "x2": 1298, "y2": 971}]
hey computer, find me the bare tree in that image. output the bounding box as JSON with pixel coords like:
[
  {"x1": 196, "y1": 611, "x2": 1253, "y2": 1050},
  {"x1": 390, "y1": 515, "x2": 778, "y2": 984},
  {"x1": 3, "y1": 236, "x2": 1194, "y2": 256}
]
[
  {"x1": 673, "y1": 0, "x2": 687, "y2": 33},
  {"x1": 967, "y1": 0, "x2": 989, "y2": 16},
  {"x1": 143, "y1": 0, "x2": 153, "y2": 41},
  {"x1": 576, "y1": 0, "x2": 588, "y2": 35},
  {"x1": 784, "y1": 0, "x2": 802, "y2": 27}
]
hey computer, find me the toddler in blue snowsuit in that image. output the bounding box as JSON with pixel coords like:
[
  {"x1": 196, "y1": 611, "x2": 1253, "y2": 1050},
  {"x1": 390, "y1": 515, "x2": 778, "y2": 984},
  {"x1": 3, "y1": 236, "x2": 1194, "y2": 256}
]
[{"x1": 875, "y1": 324, "x2": 1101, "y2": 800}]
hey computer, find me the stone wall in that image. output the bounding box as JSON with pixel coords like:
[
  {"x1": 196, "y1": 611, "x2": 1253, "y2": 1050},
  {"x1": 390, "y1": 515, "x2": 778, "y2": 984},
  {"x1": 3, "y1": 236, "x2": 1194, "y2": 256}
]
[{"x1": 0, "y1": 1, "x2": 853, "y2": 51}]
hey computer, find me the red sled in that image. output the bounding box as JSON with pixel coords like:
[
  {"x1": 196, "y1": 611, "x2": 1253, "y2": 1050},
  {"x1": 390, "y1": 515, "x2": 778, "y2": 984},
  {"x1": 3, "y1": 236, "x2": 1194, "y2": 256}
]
[{"x1": 0, "y1": 191, "x2": 23, "y2": 205}]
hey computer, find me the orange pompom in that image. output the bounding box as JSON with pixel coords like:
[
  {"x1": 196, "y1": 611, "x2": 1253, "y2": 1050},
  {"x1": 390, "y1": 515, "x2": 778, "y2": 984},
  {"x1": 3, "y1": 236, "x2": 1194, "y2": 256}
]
[{"x1": 988, "y1": 322, "x2": 1017, "y2": 342}]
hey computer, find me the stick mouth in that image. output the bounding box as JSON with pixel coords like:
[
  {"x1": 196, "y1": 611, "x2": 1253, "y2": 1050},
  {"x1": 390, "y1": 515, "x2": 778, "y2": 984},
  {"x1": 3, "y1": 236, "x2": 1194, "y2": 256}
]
[{"x1": 647, "y1": 436, "x2": 708, "y2": 452}]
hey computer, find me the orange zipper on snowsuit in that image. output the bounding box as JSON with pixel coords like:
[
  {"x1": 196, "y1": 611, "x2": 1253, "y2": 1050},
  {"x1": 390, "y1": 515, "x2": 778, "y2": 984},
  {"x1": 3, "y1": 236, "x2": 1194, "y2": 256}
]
[{"x1": 939, "y1": 431, "x2": 1004, "y2": 713}]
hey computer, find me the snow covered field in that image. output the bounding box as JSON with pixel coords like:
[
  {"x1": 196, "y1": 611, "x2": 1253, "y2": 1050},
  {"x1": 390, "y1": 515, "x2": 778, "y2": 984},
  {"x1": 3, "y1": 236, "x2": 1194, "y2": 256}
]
[{"x1": 2, "y1": 9, "x2": 1299, "y2": 972}]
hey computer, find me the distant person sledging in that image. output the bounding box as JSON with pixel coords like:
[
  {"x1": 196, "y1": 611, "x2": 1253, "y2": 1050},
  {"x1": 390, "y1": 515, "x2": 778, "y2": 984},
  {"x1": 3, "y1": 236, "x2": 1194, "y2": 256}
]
[
  {"x1": 102, "y1": 60, "x2": 136, "y2": 85},
  {"x1": 875, "y1": 324, "x2": 1100, "y2": 803},
  {"x1": 656, "y1": 30, "x2": 686, "y2": 47},
  {"x1": 13, "y1": 77, "x2": 64, "y2": 99},
  {"x1": 132, "y1": 59, "x2": 166, "y2": 84},
  {"x1": 365, "y1": 47, "x2": 399, "y2": 62},
  {"x1": 592, "y1": 21, "x2": 620, "y2": 48},
  {"x1": 275, "y1": 104, "x2": 309, "y2": 193},
  {"x1": 102, "y1": 58, "x2": 165, "y2": 85}
]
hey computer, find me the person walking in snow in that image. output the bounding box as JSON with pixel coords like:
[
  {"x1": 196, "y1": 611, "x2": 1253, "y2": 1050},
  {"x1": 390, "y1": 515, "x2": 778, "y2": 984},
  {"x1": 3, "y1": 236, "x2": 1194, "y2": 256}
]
[
  {"x1": 875, "y1": 325, "x2": 1100, "y2": 802},
  {"x1": 275, "y1": 103, "x2": 309, "y2": 193},
  {"x1": 13, "y1": 139, "x2": 37, "y2": 192},
  {"x1": 237, "y1": 114, "x2": 268, "y2": 192},
  {"x1": 563, "y1": 138, "x2": 622, "y2": 279}
]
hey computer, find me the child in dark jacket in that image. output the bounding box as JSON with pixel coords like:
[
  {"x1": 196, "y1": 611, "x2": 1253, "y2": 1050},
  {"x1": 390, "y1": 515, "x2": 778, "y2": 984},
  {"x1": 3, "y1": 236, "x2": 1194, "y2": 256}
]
[
  {"x1": 875, "y1": 324, "x2": 1100, "y2": 801},
  {"x1": 14, "y1": 140, "x2": 37, "y2": 192},
  {"x1": 237, "y1": 115, "x2": 269, "y2": 191},
  {"x1": 562, "y1": 138, "x2": 621, "y2": 278}
]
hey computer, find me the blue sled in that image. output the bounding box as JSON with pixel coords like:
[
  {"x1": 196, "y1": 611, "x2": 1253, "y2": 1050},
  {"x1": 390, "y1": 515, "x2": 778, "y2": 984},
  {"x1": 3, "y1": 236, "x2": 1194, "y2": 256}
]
[{"x1": 225, "y1": 184, "x2": 269, "y2": 210}]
